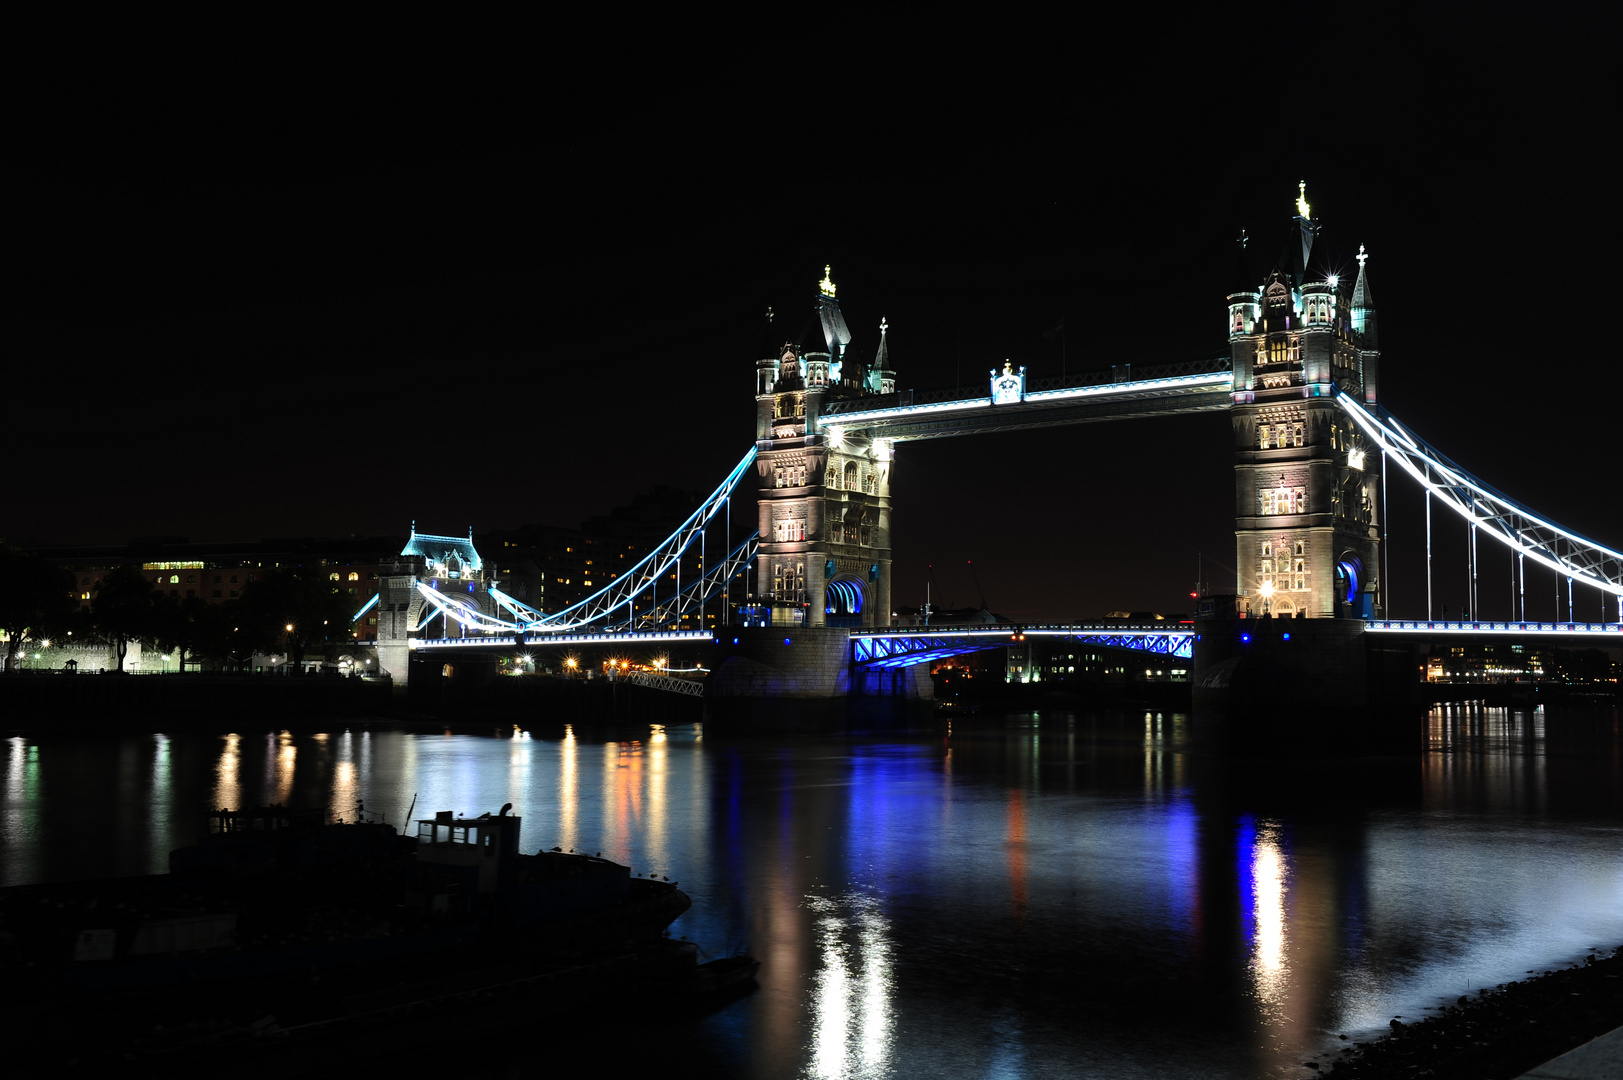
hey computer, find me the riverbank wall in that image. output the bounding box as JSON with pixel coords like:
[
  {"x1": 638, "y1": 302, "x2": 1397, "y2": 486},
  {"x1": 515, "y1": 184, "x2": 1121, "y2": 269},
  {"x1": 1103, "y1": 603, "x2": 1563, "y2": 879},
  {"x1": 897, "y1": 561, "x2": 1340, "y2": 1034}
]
[{"x1": 0, "y1": 672, "x2": 394, "y2": 731}]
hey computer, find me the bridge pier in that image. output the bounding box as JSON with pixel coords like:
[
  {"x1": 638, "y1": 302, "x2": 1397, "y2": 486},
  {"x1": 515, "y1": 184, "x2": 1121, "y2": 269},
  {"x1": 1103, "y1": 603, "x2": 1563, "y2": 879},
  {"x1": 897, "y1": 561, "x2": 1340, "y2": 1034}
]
[
  {"x1": 1191, "y1": 616, "x2": 1419, "y2": 753},
  {"x1": 705, "y1": 628, "x2": 933, "y2": 734}
]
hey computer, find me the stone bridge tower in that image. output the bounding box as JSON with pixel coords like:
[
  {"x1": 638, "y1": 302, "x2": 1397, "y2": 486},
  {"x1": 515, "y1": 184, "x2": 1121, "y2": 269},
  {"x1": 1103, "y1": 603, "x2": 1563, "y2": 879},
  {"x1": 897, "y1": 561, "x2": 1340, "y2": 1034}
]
[
  {"x1": 1228, "y1": 184, "x2": 1383, "y2": 618},
  {"x1": 374, "y1": 526, "x2": 493, "y2": 682},
  {"x1": 754, "y1": 267, "x2": 895, "y2": 628}
]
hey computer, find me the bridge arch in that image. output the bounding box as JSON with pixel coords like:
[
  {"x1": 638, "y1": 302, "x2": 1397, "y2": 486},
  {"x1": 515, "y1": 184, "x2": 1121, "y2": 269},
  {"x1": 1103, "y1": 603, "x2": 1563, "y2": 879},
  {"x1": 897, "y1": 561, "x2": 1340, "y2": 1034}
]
[{"x1": 825, "y1": 574, "x2": 867, "y2": 627}]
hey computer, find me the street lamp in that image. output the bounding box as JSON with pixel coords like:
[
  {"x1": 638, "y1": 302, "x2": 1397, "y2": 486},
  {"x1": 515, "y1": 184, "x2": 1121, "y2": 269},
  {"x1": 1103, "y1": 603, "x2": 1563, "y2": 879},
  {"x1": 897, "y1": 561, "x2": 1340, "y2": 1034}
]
[{"x1": 1259, "y1": 581, "x2": 1275, "y2": 616}]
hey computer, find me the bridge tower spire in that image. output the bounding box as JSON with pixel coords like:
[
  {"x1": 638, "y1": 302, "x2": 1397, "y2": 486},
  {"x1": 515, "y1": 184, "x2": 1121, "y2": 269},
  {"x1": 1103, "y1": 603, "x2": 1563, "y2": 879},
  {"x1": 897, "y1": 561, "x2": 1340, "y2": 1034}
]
[
  {"x1": 753, "y1": 269, "x2": 894, "y2": 628},
  {"x1": 1228, "y1": 184, "x2": 1383, "y2": 619}
]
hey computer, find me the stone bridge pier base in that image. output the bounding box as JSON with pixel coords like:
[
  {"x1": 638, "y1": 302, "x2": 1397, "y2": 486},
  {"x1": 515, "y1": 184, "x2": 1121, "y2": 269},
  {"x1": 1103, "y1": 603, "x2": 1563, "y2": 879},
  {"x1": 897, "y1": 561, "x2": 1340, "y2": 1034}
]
[
  {"x1": 705, "y1": 628, "x2": 934, "y2": 734},
  {"x1": 1191, "y1": 616, "x2": 1420, "y2": 754}
]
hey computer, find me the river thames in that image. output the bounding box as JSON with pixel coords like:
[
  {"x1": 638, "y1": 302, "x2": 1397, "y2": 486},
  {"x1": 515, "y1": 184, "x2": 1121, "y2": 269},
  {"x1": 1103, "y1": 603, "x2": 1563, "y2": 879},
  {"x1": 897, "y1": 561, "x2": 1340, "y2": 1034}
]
[{"x1": 3, "y1": 704, "x2": 1620, "y2": 1078}]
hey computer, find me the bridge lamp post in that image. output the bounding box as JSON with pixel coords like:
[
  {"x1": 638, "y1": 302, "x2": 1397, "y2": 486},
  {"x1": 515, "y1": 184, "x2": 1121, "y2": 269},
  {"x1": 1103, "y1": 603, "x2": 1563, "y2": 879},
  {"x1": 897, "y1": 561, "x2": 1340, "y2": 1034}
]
[
  {"x1": 565, "y1": 656, "x2": 577, "y2": 678},
  {"x1": 1259, "y1": 581, "x2": 1274, "y2": 617}
]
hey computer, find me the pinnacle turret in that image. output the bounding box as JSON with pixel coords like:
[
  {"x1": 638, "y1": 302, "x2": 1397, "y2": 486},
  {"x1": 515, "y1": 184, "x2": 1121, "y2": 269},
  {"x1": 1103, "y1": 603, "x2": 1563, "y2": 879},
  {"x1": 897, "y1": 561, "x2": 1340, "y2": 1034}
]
[{"x1": 1351, "y1": 244, "x2": 1378, "y2": 349}]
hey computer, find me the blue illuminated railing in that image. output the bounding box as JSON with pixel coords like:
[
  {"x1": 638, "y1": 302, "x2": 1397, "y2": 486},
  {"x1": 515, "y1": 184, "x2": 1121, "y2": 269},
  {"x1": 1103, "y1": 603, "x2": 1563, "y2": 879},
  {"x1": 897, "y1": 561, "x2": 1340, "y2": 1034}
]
[{"x1": 851, "y1": 625, "x2": 1195, "y2": 669}]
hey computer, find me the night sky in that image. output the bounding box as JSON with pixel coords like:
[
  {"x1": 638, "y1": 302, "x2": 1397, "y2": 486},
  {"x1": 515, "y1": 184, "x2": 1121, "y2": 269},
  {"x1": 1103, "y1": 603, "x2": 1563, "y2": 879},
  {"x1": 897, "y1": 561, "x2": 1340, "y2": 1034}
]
[{"x1": 11, "y1": 21, "x2": 1618, "y2": 624}]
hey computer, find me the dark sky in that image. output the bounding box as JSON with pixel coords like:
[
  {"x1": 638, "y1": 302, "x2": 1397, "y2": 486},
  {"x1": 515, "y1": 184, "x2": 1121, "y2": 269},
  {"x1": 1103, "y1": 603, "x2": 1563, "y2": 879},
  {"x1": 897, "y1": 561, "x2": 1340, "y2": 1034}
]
[{"x1": 10, "y1": 20, "x2": 1619, "y2": 623}]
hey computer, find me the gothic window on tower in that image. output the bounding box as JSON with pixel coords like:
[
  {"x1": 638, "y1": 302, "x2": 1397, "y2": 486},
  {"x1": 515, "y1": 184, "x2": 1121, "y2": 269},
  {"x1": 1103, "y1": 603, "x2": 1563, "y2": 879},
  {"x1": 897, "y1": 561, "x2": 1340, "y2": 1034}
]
[
  {"x1": 1262, "y1": 490, "x2": 1276, "y2": 515},
  {"x1": 827, "y1": 462, "x2": 840, "y2": 489},
  {"x1": 1292, "y1": 423, "x2": 1304, "y2": 447},
  {"x1": 1258, "y1": 424, "x2": 1270, "y2": 449}
]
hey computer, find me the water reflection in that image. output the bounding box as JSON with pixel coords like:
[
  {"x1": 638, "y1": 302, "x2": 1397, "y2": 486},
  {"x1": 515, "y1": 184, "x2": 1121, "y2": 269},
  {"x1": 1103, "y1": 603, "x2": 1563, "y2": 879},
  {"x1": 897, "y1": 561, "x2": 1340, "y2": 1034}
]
[
  {"x1": 213, "y1": 733, "x2": 240, "y2": 809},
  {"x1": 149, "y1": 734, "x2": 172, "y2": 858},
  {"x1": 2, "y1": 737, "x2": 41, "y2": 885},
  {"x1": 558, "y1": 724, "x2": 578, "y2": 851},
  {"x1": 0, "y1": 706, "x2": 1618, "y2": 1079},
  {"x1": 807, "y1": 894, "x2": 894, "y2": 1079},
  {"x1": 1238, "y1": 815, "x2": 1291, "y2": 1017}
]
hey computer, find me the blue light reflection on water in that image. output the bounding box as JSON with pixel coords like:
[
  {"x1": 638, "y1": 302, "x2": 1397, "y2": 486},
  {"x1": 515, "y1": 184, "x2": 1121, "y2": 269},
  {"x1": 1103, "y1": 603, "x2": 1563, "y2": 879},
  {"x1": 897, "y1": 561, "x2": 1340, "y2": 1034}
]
[{"x1": 0, "y1": 705, "x2": 1620, "y2": 1079}]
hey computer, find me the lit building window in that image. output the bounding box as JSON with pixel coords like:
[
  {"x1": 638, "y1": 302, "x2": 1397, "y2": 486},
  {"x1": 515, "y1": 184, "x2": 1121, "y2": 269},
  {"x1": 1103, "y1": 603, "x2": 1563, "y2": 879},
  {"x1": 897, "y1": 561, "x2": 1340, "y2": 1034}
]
[{"x1": 1258, "y1": 424, "x2": 1270, "y2": 449}]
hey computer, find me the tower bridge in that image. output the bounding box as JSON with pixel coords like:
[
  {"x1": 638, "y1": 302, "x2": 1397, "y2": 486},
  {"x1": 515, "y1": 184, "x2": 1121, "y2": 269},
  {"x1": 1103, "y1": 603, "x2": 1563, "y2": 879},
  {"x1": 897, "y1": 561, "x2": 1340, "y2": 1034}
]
[{"x1": 377, "y1": 188, "x2": 1620, "y2": 732}]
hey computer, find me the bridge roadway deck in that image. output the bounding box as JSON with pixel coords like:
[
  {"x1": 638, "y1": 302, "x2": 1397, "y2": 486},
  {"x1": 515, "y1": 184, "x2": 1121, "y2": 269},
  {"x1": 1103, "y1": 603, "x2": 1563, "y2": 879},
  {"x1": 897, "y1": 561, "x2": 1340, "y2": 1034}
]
[
  {"x1": 411, "y1": 620, "x2": 1619, "y2": 661},
  {"x1": 851, "y1": 624, "x2": 1196, "y2": 669},
  {"x1": 413, "y1": 629, "x2": 714, "y2": 651},
  {"x1": 1365, "y1": 620, "x2": 1620, "y2": 637}
]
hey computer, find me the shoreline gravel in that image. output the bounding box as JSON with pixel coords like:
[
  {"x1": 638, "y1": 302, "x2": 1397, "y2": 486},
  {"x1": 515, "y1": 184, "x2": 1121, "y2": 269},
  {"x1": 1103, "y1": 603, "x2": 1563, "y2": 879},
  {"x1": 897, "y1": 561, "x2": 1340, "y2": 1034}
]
[{"x1": 1307, "y1": 946, "x2": 1623, "y2": 1078}]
